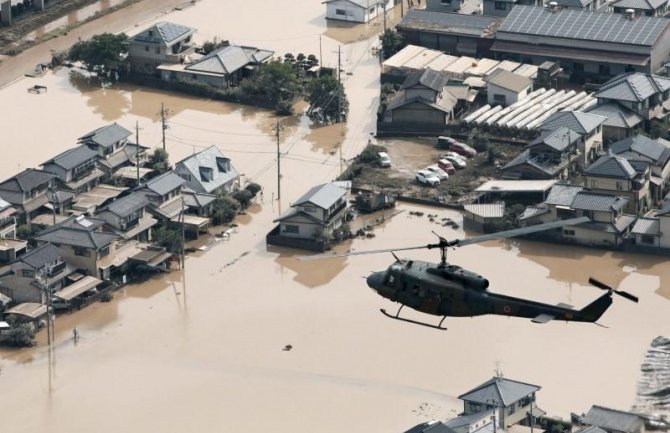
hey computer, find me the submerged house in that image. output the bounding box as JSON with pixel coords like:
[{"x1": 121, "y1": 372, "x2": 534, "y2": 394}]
[
  {"x1": 96, "y1": 192, "x2": 157, "y2": 241},
  {"x1": 128, "y1": 22, "x2": 196, "y2": 72},
  {"x1": 267, "y1": 183, "x2": 348, "y2": 251},
  {"x1": 323, "y1": 0, "x2": 394, "y2": 23},
  {"x1": 78, "y1": 123, "x2": 148, "y2": 179},
  {"x1": 174, "y1": 145, "x2": 240, "y2": 195},
  {"x1": 0, "y1": 169, "x2": 56, "y2": 223},
  {"x1": 40, "y1": 145, "x2": 104, "y2": 194}
]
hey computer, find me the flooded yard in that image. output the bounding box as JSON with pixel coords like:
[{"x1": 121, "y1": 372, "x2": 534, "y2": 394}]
[{"x1": 0, "y1": 1, "x2": 668, "y2": 432}]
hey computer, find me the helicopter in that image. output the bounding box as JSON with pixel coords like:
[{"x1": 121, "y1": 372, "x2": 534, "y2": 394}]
[{"x1": 301, "y1": 216, "x2": 638, "y2": 330}]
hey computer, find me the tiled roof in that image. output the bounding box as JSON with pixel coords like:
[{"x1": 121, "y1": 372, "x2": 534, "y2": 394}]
[
  {"x1": 445, "y1": 410, "x2": 496, "y2": 429},
  {"x1": 611, "y1": 0, "x2": 667, "y2": 11},
  {"x1": 631, "y1": 217, "x2": 660, "y2": 235},
  {"x1": 540, "y1": 111, "x2": 607, "y2": 135},
  {"x1": 102, "y1": 192, "x2": 149, "y2": 217},
  {"x1": 130, "y1": 22, "x2": 195, "y2": 46},
  {"x1": 594, "y1": 73, "x2": 670, "y2": 102},
  {"x1": 583, "y1": 405, "x2": 644, "y2": 433},
  {"x1": 555, "y1": 0, "x2": 593, "y2": 7},
  {"x1": 545, "y1": 183, "x2": 583, "y2": 206},
  {"x1": 403, "y1": 421, "x2": 458, "y2": 433},
  {"x1": 609, "y1": 135, "x2": 670, "y2": 164},
  {"x1": 586, "y1": 102, "x2": 643, "y2": 129},
  {"x1": 0, "y1": 169, "x2": 55, "y2": 193},
  {"x1": 78, "y1": 123, "x2": 132, "y2": 149},
  {"x1": 42, "y1": 144, "x2": 98, "y2": 170},
  {"x1": 585, "y1": 155, "x2": 637, "y2": 179},
  {"x1": 386, "y1": 91, "x2": 457, "y2": 113},
  {"x1": 398, "y1": 9, "x2": 501, "y2": 37},
  {"x1": 458, "y1": 377, "x2": 540, "y2": 407},
  {"x1": 36, "y1": 216, "x2": 119, "y2": 249},
  {"x1": 528, "y1": 126, "x2": 580, "y2": 152},
  {"x1": 185, "y1": 45, "x2": 274, "y2": 75},
  {"x1": 175, "y1": 146, "x2": 239, "y2": 194},
  {"x1": 293, "y1": 183, "x2": 346, "y2": 210},
  {"x1": 19, "y1": 243, "x2": 61, "y2": 270},
  {"x1": 401, "y1": 69, "x2": 449, "y2": 92},
  {"x1": 484, "y1": 69, "x2": 532, "y2": 93},
  {"x1": 519, "y1": 205, "x2": 549, "y2": 220},
  {"x1": 570, "y1": 192, "x2": 628, "y2": 212},
  {"x1": 182, "y1": 188, "x2": 216, "y2": 208},
  {"x1": 142, "y1": 171, "x2": 186, "y2": 196},
  {"x1": 498, "y1": 5, "x2": 669, "y2": 46}
]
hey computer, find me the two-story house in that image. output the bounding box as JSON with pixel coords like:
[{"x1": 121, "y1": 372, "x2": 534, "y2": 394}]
[
  {"x1": 268, "y1": 183, "x2": 348, "y2": 251},
  {"x1": 128, "y1": 22, "x2": 196, "y2": 73},
  {"x1": 78, "y1": 123, "x2": 148, "y2": 179},
  {"x1": 426, "y1": 0, "x2": 463, "y2": 13},
  {"x1": 0, "y1": 243, "x2": 75, "y2": 304},
  {"x1": 0, "y1": 198, "x2": 27, "y2": 262},
  {"x1": 174, "y1": 146, "x2": 240, "y2": 195},
  {"x1": 96, "y1": 192, "x2": 156, "y2": 241},
  {"x1": 540, "y1": 111, "x2": 607, "y2": 165},
  {"x1": 503, "y1": 126, "x2": 581, "y2": 179},
  {"x1": 34, "y1": 216, "x2": 120, "y2": 280},
  {"x1": 572, "y1": 406, "x2": 646, "y2": 433},
  {"x1": 324, "y1": 0, "x2": 394, "y2": 23},
  {"x1": 444, "y1": 409, "x2": 497, "y2": 433},
  {"x1": 0, "y1": 169, "x2": 56, "y2": 222},
  {"x1": 41, "y1": 144, "x2": 104, "y2": 194},
  {"x1": 484, "y1": 69, "x2": 532, "y2": 106},
  {"x1": 482, "y1": 0, "x2": 542, "y2": 17},
  {"x1": 383, "y1": 69, "x2": 457, "y2": 128},
  {"x1": 137, "y1": 171, "x2": 186, "y2": 221},
  {"x1": 609, "y1": 135, "x2": 670, "y2": 204},
  {"x1": 593, "y1": 73, "x2": 670, "y2": 123},
  {"x1": 584, "y1": 155, "x2": 652, "y2": 214},
  {"x1": 458, "y1": 376, "x2": 543, "y2": 429},
  {"x1": 612, "y1": 0, "x2": 668, "y2": 17},
  {"x1": 560, "y1": 191, "x2": 635, "y2": 246},
  {"x1": 586, "y1": 102, "x2": 643, "y2": 144}
]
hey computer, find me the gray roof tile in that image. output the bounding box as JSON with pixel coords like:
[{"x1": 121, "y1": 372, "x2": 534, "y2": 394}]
[
  {"x1": 545, "y1": 183, "x2": 583, "y2": 206},
  {"x1": 570, "y1": 192, "x2": 628, "y2": 212},
  {"x1": 175, "y1": 146, "x2": 239, "y2": 194},
  {"x1": 130, "y1": 22, "x2": 195, "y2": 46},
  {"x1": 293, "y1": 183, "x2": 346, "y2": 210},
  {"x1": 611, "y1": 0, "x2": 667, "y2": 11},
  {"x1": 594, "y1": 73, "x2": 670, "y2": 102},
  {"x1": 101, "y1": 192, "x2": 149, "y2": 217},
  {"x1": 398, "y1": 9, "x2": 501, "y2": 38},
  {"x1": 186, "y1": 45, "x2": 274, "y2": 75},
  {"x1": 403, "y1": 421, "x2": 458, "y2": 433},
  {"x1": 36, "y1": 216, "x2": 119, "y2": 249},
  {"x1": 0, "y1": 169, "x2": 55, "y2": 193},
  {"x1": 609, "y1": 134, "x2": 670, "y2": 164},
  {"x1": 583, "y1": 405, "x2": 644, "y2": 433},
  {"x1": 586, "y1": 102, "x2": 643, "y2": 129},
  {"x1": 458, "y1": 377, "x2": 540, "y2": 407},
  {"x1": 484, "y1": 69, "x2": 532, "y2": 93},
  {"x1": 401, "y1": 69, "x2": 449, "y2": 92},
  {"x1": 631, "y1": 217, "x2": 660, "y2": 235},
  {"x1": 42, "y1": 144, "x2": 99, "y2": 170},
  {"x1": 498, "y1": 6, "x2": 669, "y2": 46},
  {"x1": 540, "y1": 111, "x2": 607, "y2": 135},
  {"x1": 78, "y1": 123, "x2": 132, "y2": 149},
  {"x1": 142, "y1": 171, "x2": 186, "y2": 196},
  {"x1": 19, "y1": 243, "x2": 61, "y2": 270},
  {"x1": 528, "y1": 126, "x2": 581, "y2": 152},
  {"x1": 585, "y1": 155, "x2": 637, "y2": 179}
]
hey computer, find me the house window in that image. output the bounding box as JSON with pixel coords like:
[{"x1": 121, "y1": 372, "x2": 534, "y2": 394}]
[
  {"x1": 369, "y1": 6, "x2": 375, "y2": 13},
  {"x1": 335, "y1": 8, "x2": 346, "y2": 15},
  {"x1": 493, "y1": 94, "x2": 506, "y2": 104},
  {"x1": 99, "y1": 246, "x2": 110, "y2": 258},
  {"x1": 74, "y1": 247, "x2": 91, "y2": 257},
  {"x1": 145, "y1": 46, "x2": 149, "y2": 52},
  {"x1": 304, "y1": 207, "x2": 316, "y2": 213},
  {"x1": 441, "y1": 0, "x2": 452, "y2": 3},
  {"x1": 199, "y1": 167, "x2": 214, "y2": 182},
  {"x1": 590, "y1": 179, "x2": 598, "y2": 188},
  {"x1": 155, "y1": 47, "x2": 160, "y2": 54},
  {"x1": 216, "y1": 157, "x2": 230, "y2": 172},
  {"x1": 615, "y1": 181, "x2": 623, "y2": 191},
  {"x1": 632, "y1": 102, "x2": 640, "y2": 111},
  {"x1": 283, "y1": 224, "x2": 299, "y2": 234},
  {"x1": 641, "y1": 235, "x2": 655, "y2": 244},
  {"x1": 563, "y1": 229, "x2": 576, "y2": 236},
  {"x1": 494, "y1": 1, "x2": 507, "y2": 10},
  {"x1": 598, "y1": 64, "x2": 610, "y2": 76}
]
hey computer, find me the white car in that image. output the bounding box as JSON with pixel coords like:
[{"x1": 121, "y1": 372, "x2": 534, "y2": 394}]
[
  {"x1": 415, "y1": 169, "x2": 440, "y2": 186},
  {"x1": 442, "y1": 154, "x2": 467, "y2": 169},
  {"x1": 425, "y1": 165, "x2": 449, "y2": 180}
]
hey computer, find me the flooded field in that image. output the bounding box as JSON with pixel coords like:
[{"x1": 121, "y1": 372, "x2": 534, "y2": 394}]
[{"x1": 0, "y1": 1, "x2": 669, "y2": 432}]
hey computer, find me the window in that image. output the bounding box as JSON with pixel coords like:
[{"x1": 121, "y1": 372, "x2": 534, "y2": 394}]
[
  {"x1": 199, "y1": 166, "x2": 214, "y2": 182},
  {"x1": 99, "y1": 246, "x2": 110, "y2": 258},
  {"x1": 369, "y1": 6, "x2": 375, "y2": 13},
  {"x1": 155, "y1": 47, "x2": 160, "y2": 54},
  {"x1": 563, "y1": 229, "x2": 576, "y2": 236},
  {"x1": 441, "y1": 0, "x2": 452, "y2": 4},
  {"x1": 304, "y1": 207, "x2": 316, "y2": 213},
  {"x1": 216, "y1": 157, "x2": 229, "y2": 172},
  {"x1": 335, "y1": 8, "x2": 346, "y2": 15},
  {"x1": 144, "y1": 46, "x2": 149, "y2": 52},
  {"x1": 632, "y1": 102, "x2": 640, "y2": 111},
  {"x1": 615, "y1": 181, "x2": 623, "y2": 191},
  {"x1": 283, "y1": 224, "x2": 299, "y2": 234},
  {"x1": 74, "y1": 247, "x2": 91, "y2": 257},
  {"x1": 493, "y1": 94, "x2": 506, "y2": 104},
  {"x1": 494, "y1": 1, "x2": 507, "y2": 10},
  {"x1": 641, "y1": 235, "x2": 655, "y2": 244},
  {"x1": 590, "y1": 179, "x2": 598, "y2": 188}
]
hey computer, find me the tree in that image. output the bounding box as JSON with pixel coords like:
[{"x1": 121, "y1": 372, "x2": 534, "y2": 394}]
[
  {"x1": 232, "y1": 189, "x2": 253, "y2": 209},
  {"x1": 306, "y1": 75, "x2": 349, "y2": 123},
  {"x1": 241, "y1": 61, "x2": 301, "y2": 113},
  {"x1": 200, "y1": 38, "x2": 229, "y2": 55},
  {"x1": 68, "y1": 33, "x2": 129, "y2": 79},
  {"x1": 213, "y1": 195, "x2": 240, "y2": 225},
  {"x1": 148, "y1": 148, "x2": 170, "y2": 174},
  {"x1": 244, "y1": 182, "x2": 262, "y2": 196},
  {"x1": 379, "y1": 29, "x2": 404, "y2": 61},
  {"x1": 154, "y1": 225, "x2": 182, "y2": 253}
]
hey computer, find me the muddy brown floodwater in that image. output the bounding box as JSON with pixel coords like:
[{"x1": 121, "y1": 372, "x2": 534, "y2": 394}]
[{"x1": 0, "y1": 1, "x2": 669, "y2": 432}]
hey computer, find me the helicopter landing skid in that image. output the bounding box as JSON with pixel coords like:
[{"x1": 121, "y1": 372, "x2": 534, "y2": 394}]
[{"x1": 380, "y1": 308, "x2": 447, "y2": 331}]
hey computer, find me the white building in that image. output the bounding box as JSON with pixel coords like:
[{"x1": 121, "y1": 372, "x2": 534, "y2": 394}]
[
  {"x1": 323, "y1": 0, "x2": 394, "y2": 23},
  {"x1": 484, "y1": 69, "x2": 532, "y2": 106}
]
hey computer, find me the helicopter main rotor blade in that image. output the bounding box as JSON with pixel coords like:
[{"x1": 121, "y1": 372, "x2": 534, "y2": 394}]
[
  {"x1": 297, "y1": 244, "x2": 431, "y2": 261},
  {"x1": 455, "y1": 216, "x2": 590, "y2": 247},
  {"x1": 588, "y1": 277, "x2": 639, "y2": 303}
]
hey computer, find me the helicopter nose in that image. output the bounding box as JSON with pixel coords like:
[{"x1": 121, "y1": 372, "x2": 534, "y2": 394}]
[{"x1": 366, "y1": 272, "x2": 385, "y2": 292}]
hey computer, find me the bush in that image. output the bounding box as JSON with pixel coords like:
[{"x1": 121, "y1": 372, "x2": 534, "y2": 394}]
[
  {"x1": 232, "y1": 189, "x2": 253, "y2": 208},
  {"x1": 358, "y1": 143, "x2": 387, "y2": 164},
  {"x1": 245, "y1": 182, "x2": 262, "y2": 196},
  {"x1": 213, "y1": 195, "x2": 241, "y2": 224}
]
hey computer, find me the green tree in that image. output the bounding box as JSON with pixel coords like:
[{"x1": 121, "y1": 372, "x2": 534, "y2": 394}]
[
  {"x1": 4, "y1": 317, "x2": 35, "y2": 347},
  {"x1": 68, "y1": 33, "x2": 129, "y2": 78},
  {"x1": 154, "y1": 225, "x2": 182, "y2": 252},
  {"x1": 379, "y1": 29, "x2": 404, "y2": 61},
  {"x1": 232, "y1": 189, "x2": 253, "y2": 209},
  {"x1": 241, "y1": 61, "x2": 300, "y2": 113},
  {"x1": 213, "y1": 195, "x2": 240, "y2": 225},
  {"x1": 306, "y1": 75, "x2": 349, "y2": 123},
  {"x1": 244, "y1": 182, "x2": 262, "y2": 196},
  {"x1": 200, "y1": 37, "x2": 229, "y2": 55},
  {"x1": 148, "y1": 148, "x2": 170, "y2": 174}
]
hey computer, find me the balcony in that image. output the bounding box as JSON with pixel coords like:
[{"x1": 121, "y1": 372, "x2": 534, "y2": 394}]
[
  {"x1": 325, "y1": 201, "x2": 347, "y2": 223},
  {"x1": 46, "y1": 261, "x2": 66, "y2": 277},
  {"x1": 120, "y1": 217, "x2": 140, "y2": 231}
]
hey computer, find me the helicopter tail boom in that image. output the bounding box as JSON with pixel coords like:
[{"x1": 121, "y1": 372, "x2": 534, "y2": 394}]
[{"x1": 577, "y1": 292, "x2": 613, "y2": 323}]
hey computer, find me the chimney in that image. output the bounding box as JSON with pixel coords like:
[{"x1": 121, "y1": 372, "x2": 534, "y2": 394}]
[
  {"x1": 548, "y1": 1, "x2": 558, "y2": 11},
  {"x1": 624, "y1": 8, "x2": 635, "y2": 19}
]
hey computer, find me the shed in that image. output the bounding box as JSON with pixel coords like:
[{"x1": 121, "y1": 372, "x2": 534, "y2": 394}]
[{"x1": 463, "y1": 203, "x2": 505, "y2": 231}]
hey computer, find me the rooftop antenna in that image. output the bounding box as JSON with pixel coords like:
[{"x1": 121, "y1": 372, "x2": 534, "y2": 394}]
[{"x1": 494, "y1": 361, "x2": 504, "y2": 379}]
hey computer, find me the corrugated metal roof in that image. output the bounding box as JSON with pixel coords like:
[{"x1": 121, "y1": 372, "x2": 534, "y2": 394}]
[
  {"x1": 398, "y1": 9, "x2": 501, "y2": 38},
  {"x1": 464, "y1": 203, "x2": 505, "y2": 218},
  {"x1": 0, "y1": 169, "x2": 55, "y2": 193},
  {"x1": 540, "y1": 111, "x2": 607, "y2": 135},
  {"x1": 498, "y1": 5, "x2": 669, "y2": 46},
  {"x1": 611, "y1": 0, "x2": 667, "y2": 11},
  {"x1": 586, "y1": 102, "x2": 643, "y2": 129},
  {"x1": 175, "y1": 145, "x2": 239, "y2": 194},
  {"x1": 594, "y1": 73, "x2": 670, "y2": 102},
  {"x1": 42, "y1": 144, "x2": 98, "y2": 170},
  {"x1": 631, "y1": 217, "x2": 660, "y2": 235},
  {"x1": 78, "y1": 123, "x2": 132, "y2": 149},
  {"x1": 142, "y1": 171, "x2": 186, "y2": 196},
  {"x1": 293, "y1": 183, "x2": 346, "y2": 209},
  {"x1": 130, "y1": 22, "x2": 195, "y2": 46},
  {"x1": 484, "y1": 69, "x2": 532, "y2": 93},
  {"x1": 545, "y1": 183, "x2": 583, "y2": 206},
  {"x1": 583, "y1": 405, "x2": 644, "y2": 433},
  {"x1": 400, "y1": 69, "x2": 449, "y2": 92},
  {"x1": 458, "y1": 377, "x2": 540, "y2": 406},
  {"x1": 585, "y1": 155, "x2": 637, "y2": 179},
  {"x1": 570, "y1": 192, "x2": 628, "y2": 212}
]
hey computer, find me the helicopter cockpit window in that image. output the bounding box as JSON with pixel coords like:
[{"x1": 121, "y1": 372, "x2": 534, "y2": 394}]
[{"x1": 386, "y1": 274, "x2": 395, "y2": 286}]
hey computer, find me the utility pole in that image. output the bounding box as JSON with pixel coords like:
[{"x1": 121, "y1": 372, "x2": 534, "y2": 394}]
[
  {"x1": 135, "y1": 121, "x2": 141, "y2": 185},
  {"x1": 337, "y1": 45, "x2": 342, "y2": 124},
  {"x1": 180, "y1": 197, "x2": 185, "y2": 270},
  {"x1": 274, "y1": 120, "x2": 283, "y2": 200},
  {"x1": 158, "y1": 102, "x2": 170, "y2": 152},
  {"x1": 382, "y1": 0, "x2": 387, "y2": 31},
  {"x1": 319, "y1": 35, "x2": 323, "y2": 70}
]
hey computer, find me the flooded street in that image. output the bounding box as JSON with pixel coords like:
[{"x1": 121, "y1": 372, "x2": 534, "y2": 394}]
[{"x1": 0, "y1": 1, "x2": 669, "y2": 432}]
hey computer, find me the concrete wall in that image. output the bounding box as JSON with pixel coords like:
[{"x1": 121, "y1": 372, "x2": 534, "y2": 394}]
[{"x1": 487, "y1": 83, "x2": 527, "y2": 106}]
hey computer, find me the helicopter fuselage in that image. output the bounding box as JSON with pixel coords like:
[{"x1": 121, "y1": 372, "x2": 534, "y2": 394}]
[{"x1": 366, "y1": 259, "x2": 613, "y2": 323}]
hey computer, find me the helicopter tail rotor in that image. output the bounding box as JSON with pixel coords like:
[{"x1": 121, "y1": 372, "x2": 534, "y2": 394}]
[{"x1": 588, "y1": 277, "x2": 639, "y2": 303}]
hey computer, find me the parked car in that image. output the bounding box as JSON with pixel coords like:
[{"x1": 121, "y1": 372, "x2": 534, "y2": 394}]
[
  {"x1": 377, "y1": 151, "x2": 392, "y2": 168},
  {"x1": 425, "y1": 165, "x2": 449, "y2": 181},
  {"x1": 449, "y1": 141, "x2": 477, "y2": 158},
  {"x1": 415, "y1": 169, "x2": 440, "y2": 186},
  {"x1": 442, "y1": 154, "x2": 467, "y2": 169},
  {"x1": 437, "y1": 159, "x2": 456, "y2": 175},
  {"x1": 437, "y1": 136, "x2": 459, "y2": 149}
]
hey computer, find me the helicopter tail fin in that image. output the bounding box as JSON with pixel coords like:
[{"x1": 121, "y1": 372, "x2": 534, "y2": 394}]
[{"x1": 578, "y1": 292, "x2": 613, "y2": 323}]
